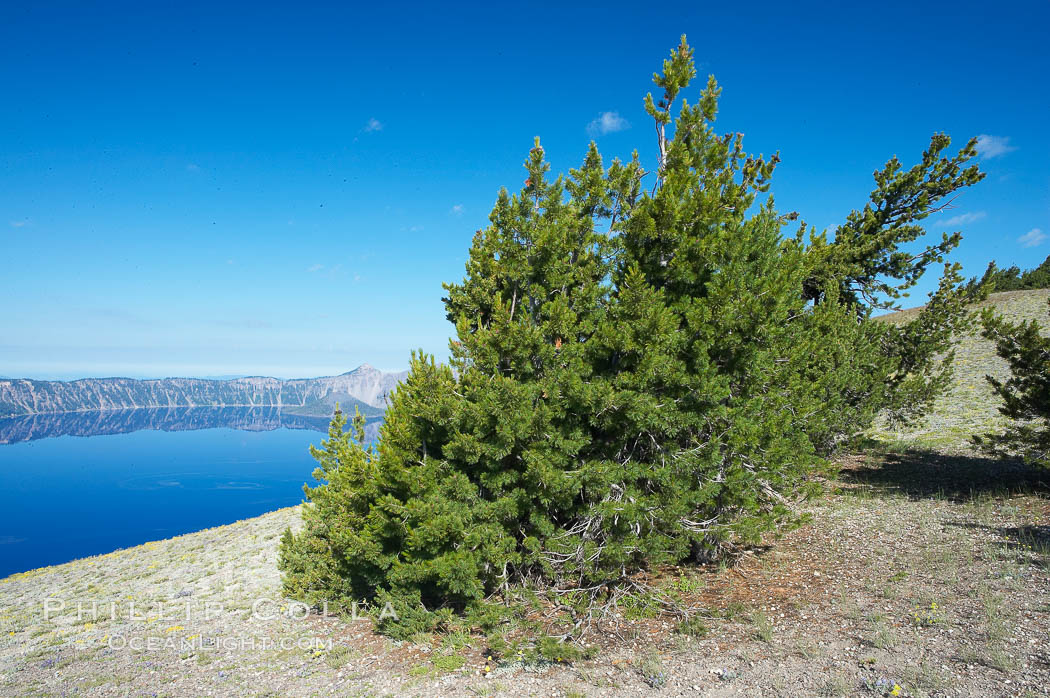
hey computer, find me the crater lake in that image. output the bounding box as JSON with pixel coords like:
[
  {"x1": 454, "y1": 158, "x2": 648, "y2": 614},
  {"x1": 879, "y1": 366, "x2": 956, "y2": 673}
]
[{"x1": 0, "y1": 407, "x2": 375, "y2": 578}]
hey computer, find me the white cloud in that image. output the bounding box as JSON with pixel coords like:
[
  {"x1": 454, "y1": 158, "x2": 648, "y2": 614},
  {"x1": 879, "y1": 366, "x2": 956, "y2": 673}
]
[
  {"x1": 943, "y1": 211, "x2": 987, "y2": 226},
  {"x1": 586, "y1": 111, "x2": 629, "y2": 137},
  {"x1": 449, "y1": 204, "x2": 464, "y2": 215},
  {"x1": 363, "y1": 118, "x2": 383, "y2": 133},
  {"x1": 9, "y1": 220, "x2": 27, "y2": 228},
  {"x1": 307, "y1": 263, "x2": 324, "y2": 272},
  {"x1": 186, "y1": 163, "x2": 200, "y2": 172},
  {"x1": 976, "y1": 134, "x2": 1017, "y2": 159},
  {"x1": 1018, "y1": 228, "x2": 1046, "y2": 248}
]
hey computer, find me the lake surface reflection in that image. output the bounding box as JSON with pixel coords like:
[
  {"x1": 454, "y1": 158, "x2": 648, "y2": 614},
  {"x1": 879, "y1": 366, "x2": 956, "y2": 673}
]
[{"x1": 0, "y1": 407, "x2": 377, "y2": 577}]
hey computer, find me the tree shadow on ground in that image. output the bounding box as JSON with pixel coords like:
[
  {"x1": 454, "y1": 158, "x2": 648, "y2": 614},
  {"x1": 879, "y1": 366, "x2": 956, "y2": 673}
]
[
  {"x1": 839, "y1": 442, "x2": 1050, "y2": 502},
  {"x1": 945, "y1": 521, "x2": 1050, "y2": 569},
  {"x1": 946, "y1": 520, "x2": 1050, "y2": 547}
]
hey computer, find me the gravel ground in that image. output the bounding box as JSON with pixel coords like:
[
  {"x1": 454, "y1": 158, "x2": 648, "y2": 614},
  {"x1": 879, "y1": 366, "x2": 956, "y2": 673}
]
[{"x1": 2, "y1": 291, "x2": 1048, "y2": 697}]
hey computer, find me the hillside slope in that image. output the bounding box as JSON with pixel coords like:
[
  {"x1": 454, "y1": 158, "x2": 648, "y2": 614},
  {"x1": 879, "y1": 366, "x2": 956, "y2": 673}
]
[{"x1": 873, "y1": 288, "x2": 1050, "y2": 448}]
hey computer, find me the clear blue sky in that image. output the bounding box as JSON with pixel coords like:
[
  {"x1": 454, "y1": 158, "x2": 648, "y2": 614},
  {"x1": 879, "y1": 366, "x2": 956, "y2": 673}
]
[{"x1": 2, "y1": 1, "x2": 1048, "y2": 380}]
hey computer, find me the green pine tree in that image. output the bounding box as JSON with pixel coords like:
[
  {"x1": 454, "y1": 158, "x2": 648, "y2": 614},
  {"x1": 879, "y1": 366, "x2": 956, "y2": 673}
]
[
  {"x1": 973, "y1": 302, "x2": 1050, "y2": 467},
  {"x1": 966, "y1": 255, "x2": 1050, "y2": 293},
  {"x1": 279, "y1": 36, "x2": 985, "y2": 637}
]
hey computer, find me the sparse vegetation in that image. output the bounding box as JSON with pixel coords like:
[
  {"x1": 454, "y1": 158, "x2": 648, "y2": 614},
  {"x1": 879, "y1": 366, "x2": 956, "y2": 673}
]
[
  {"x1": 636, "y1": 648, "x2": 665, "y2": 688},
  {"x1": 869, "y1": 613, "x2": 899, "y2": 650},
  {"x1": 674, "y1": 615, "x2": 708, "y2": 638},
  {"x1": 749, "y1": 610, "x2": 774, "y2": 643},
  {"x1": 324, "y1": 644, "x2": 355, "y2": 669}
]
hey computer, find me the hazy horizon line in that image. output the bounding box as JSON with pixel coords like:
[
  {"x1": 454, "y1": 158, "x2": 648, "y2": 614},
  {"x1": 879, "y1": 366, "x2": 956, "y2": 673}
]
[{"x1": 0, "y1": 364, "x2": 409, "y2": 383}]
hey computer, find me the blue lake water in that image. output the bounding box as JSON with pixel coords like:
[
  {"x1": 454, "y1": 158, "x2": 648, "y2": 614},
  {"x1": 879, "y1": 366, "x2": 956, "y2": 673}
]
[{"x1": 0, "y1": 407, "x2": 368, "y2": 578}]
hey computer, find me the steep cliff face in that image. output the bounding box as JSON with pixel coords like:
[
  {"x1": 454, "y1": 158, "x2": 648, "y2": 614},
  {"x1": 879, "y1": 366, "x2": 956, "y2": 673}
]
[
  {"x1": 0, "y1": 406, "x2": 384, "y2": 444},
  {"x1": 0, "y1": 365, "x2": 407, "y2": 418},
  {"x1": 281, "y1": 364, "x2": 405, "y2": 412}
]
